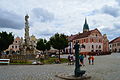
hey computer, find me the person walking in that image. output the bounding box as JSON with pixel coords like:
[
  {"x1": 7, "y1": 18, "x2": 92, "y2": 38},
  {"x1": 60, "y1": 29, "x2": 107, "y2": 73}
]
[
  {"x1": 79, "y1": 54, "x2": 85, "y2": 66},
  {"x1": 70, "y1": 54, "x2": 74, "y2": 65},
  {"x1": 91, "y1": 56, "x2": 95, "y2": 65},
  {"x1": 68, "y1": 54, "x2": 74, "y2": 65},
  {"x1": 68, "y1": 54, "x2": 71, "y2": 65},
  {"x1": 88, "y1": 55, "x2": 95, "y2": 65},
  {"x1": 88, "y1": 55, "x2": 91, "y2": 65}
]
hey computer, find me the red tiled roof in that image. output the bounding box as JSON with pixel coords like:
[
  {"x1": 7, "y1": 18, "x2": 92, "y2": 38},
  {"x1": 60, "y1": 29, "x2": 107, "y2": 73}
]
[
  {"x1": 68, "y1": 35, "x2": 77, "y2": 41},
  {"x1": 15, "y1": 37, "x2": 21, "y2": 41},
  {"x1": 109, "y1": 37, "x2": 120, "y2": 43},
  {"x1": 68, "y1": 28, "x2": 102, "y2": 41}
]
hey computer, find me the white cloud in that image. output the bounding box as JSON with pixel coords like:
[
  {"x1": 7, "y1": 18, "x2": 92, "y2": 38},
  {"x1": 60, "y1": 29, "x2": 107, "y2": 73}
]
[{"x1": 0, "y1": 0, "x2": 119, "y2": 40}]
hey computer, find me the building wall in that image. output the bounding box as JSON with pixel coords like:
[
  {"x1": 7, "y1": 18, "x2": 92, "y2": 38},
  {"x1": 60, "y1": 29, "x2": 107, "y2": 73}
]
[
  {"x1": 7, "y1": 37, "x2": 21, "y2": 53},
  {"x1": 109, "y1": 44, "x2": 112, "y2": 52},
  {"x1": 112, "y1": 42, "x2": 120, "y2": 52},
  {"x1": 69, "y1": 29, "x2": 109, "y2": 54},
  {"x1": 71, "y1": 37, "x2": 103, "y2": 53}
]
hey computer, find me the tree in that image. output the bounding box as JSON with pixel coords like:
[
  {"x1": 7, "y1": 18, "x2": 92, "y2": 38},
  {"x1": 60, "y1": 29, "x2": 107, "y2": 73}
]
[
  {"x1": 46, "y1": 41, "x2": 51, "y2": 50},
  {"x1": 36, "y1": 38, "x2": 51, "y2": 54},
  {"x1": 0, "y1": 31, "x2": 14, "y2": 53},
  {"x1": 50, "y1": 33, "x2": 68, "y2": 60}
]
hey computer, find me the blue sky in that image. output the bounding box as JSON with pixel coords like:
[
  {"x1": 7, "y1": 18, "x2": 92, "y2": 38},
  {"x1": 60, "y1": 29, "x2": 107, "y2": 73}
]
[{"x1": 0, "y1": 0, "x2": 120, "y2": 41}]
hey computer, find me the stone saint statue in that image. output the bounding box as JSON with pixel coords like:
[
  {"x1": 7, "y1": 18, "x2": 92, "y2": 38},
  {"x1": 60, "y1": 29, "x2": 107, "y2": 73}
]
[{"x1": 25, "y1": 14, "x2": 29, "y2": 22}]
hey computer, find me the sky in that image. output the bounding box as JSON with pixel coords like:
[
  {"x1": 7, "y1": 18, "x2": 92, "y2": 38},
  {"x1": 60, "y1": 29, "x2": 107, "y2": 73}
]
[{"x1": 0, "y1": 0, "x2": 120, "y2": 41}]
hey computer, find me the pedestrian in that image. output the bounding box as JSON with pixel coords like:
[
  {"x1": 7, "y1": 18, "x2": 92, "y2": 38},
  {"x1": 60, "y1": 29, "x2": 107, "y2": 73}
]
[
  {"x1": 68, "y1": 54, "x2": 71, "y2": 65},
  {"x1": 70, "y1": 54, "x2": 74, "y2": 65},
  {"x1": 79, "y1": 54, "x2": 85, "y2": 66},
  {"x1": 91, "y1": 56, "x2": 95, "y2": 65},
  {"x1": 88, "y1": 55, "x2": 91, "y2": 65},
  {"x1": 88, "y1": 55, "x2": 95, "y2": 65},
  {"x1": 68, "y1": 54, "x2": 74, "y2": 65}
]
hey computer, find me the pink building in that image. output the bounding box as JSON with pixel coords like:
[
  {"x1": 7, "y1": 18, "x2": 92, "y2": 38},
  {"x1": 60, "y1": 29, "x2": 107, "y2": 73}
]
[{"x1": 67, "y1": 19, "x2": 109, "y2": 54}]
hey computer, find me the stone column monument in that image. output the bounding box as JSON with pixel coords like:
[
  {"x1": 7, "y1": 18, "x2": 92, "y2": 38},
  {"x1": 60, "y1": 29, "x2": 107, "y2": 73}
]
[
  {"x1": 24, "y1": 14, "x2": 30, "y2": 47},
  {"x1": 20, "y1": 14, "x2": 37, "y2": 55}
]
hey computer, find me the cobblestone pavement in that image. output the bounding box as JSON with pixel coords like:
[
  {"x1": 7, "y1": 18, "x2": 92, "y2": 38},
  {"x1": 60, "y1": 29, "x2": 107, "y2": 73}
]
[
  {"x1": 0, "y1": 54, "x2": 120, "y2": 80},
  {"x1": 0, "y1": 64, "x2": 75, "y2": 80}
]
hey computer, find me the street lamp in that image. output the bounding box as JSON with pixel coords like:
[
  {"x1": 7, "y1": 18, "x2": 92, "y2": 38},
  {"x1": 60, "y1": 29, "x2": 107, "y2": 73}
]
[{"x1": 74, "y1": 41, "x2": 86, "y2": 77}]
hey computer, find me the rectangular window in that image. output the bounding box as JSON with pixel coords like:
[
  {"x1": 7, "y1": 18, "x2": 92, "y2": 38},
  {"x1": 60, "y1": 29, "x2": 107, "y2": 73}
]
[
  {"x1": 86, "y1": 38, "x2": 88, "y2": 43},
  {"x1": 110, "y1": 45, "x2": 111, "y2": 48},
  {"x1": 84, "y1": 39, "x2": 85, "y2": 42},
  {"x1": 91, "y1": 50, "x2": 94, "y2": 52},
  {"x1": 82, "y1": 39, "x2": 84, "y2": 43},
  {"x1": 99, "y1": 45, "x2": 101, "y2": 49},
  {"x1": 92, "y1": 39, "x2": 94, "y2": 42},
  {"x1": 92, "y1": 45, "x2": 94, "y2": 48},
  {"x1": 96, "y1": 45, "x2": 98, "y2": 48},
  {"x1": 96, "y1": 50, "x2": 98, "y2": 52},
  {"x1": 117, "y1": 43, "x2": 120, "y2": 46}
]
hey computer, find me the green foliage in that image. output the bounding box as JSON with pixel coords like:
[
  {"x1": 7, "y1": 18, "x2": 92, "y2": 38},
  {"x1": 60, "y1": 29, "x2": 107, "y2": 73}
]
[
  {"x1": 50, "y1": 33, "x2": 68, "y2": 50},
  {"x1": 10, "y1": 60, "x2": 32, "y2": 64},
  {"x1": 43, "y1": 57, "x2": 68, "y2": 64},
  {"x1": 50, "y1": 33, "x2": 68, "y2": 60},
  {"x1": 10, "y1": 60, "x2": 27, "y2": 63},
  {"x1": 36, "y1": 38, "x2": 51, "y2": 52},
  {"x1": 9, "y1": 58, "x2": 68, "y2": 64},
  {"x1": 0, "y1": 31, "x2": 14, "y2": 52},
  {"x1": 46, "y1": 41, "x2": 51, "y2": 50}
]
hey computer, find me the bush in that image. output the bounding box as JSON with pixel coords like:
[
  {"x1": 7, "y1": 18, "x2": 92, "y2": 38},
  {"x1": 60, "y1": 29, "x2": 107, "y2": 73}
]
[
  {"x1": 10, "y1": 59, "x2": 27, "y2": 63},
  {"x1": 43, "y1": 57, "x2": 68, "y2": 64}
]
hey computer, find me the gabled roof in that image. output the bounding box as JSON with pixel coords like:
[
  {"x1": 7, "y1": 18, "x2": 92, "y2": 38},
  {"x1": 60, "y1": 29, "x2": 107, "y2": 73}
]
[
  {"x1": 68, "y1": 34, "x2": 78, "y2": 41},
  {"x1": 68, "y1": 28, "x2": 102, "y2": 41},
  {"x1": 15, "y1": 37, "x2": 21, "y2": 41},
  {"x1": 109, "y1": 37, "x2": 120, "y2": 43}
]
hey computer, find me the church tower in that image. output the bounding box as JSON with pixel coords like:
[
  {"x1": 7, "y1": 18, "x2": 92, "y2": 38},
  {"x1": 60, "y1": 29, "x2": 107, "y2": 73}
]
[{"x1": 83, "y1": 18, "x2": 89, "y2": 33}]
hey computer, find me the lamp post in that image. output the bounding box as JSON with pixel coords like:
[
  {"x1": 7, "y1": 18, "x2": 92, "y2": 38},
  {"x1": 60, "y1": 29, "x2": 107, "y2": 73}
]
[{"x1": 74, "y1": 41, "x2": 86, "y2": 77}]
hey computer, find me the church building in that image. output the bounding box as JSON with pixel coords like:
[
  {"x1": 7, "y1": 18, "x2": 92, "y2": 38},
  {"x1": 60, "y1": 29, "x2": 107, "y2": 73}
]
[{"x1": 68, "y1": 18, "x2": 109, "y2": 54}]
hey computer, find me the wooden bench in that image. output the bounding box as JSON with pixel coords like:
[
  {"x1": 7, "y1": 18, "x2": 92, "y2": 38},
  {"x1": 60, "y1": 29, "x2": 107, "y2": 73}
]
[{"x1": 0, "y1": 59, "x2": 10, "y2": 64}]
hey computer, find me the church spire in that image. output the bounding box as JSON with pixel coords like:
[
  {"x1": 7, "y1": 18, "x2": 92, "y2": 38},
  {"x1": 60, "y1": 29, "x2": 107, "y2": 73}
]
[{"x1": 83, "y1": 18, "x2": 89, "y2": 33}]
